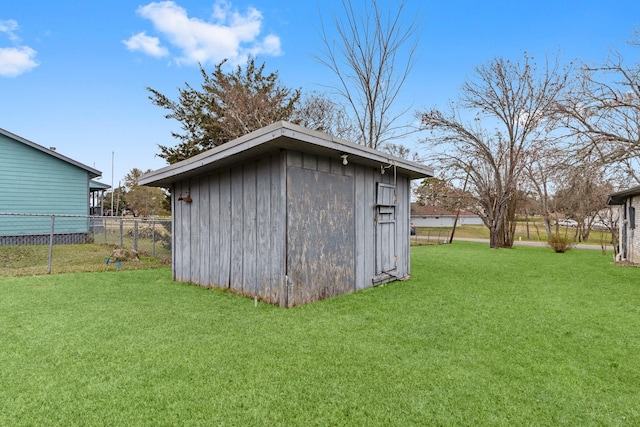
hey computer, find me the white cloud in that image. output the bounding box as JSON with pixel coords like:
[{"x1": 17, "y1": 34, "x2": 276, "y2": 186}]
[
  {"x1": 0, "y1": 20, "x2": 39, "y2": 77},
  {"x1": 122, "y1": 32, "x2": 169, "y2": 57},
  {"x1": 0, "y1": 46, "x2": 39, "y2": 77},
  {"x1": 130, "y1": 1, "x2": 282, "y2": 65},
  {"x1": 245, "y1": 34, "x2": 282, "y2": 58},
  {"x1": 0, "y1": 19, "x2": 20, "y2": 42}
]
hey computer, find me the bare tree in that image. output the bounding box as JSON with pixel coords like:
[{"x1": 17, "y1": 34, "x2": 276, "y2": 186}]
[
  {"x1": 316, "y1": 0, "x2": 419, "y2": 149},
  {"x1": 414, "y1": 176, "x2": 473, "y2": 212},
  {"x1": 419, "y1": 54, "x2": 570, "y2": 248},
  {"x1": 381, "y1": 142, "x2": 423, "y2": 163},
  {"x1": 290, "y1": 92, "x2": 358, "y2": 141},
  {"x1": 555, "y1": 46, "x2": 640, "y2": 184},
  {"x1": 522, "y1": 141, "x2": 567, "y2": 239},
  {"x1": 553, "y1": 163, "x2": 614, "y2": 242}
]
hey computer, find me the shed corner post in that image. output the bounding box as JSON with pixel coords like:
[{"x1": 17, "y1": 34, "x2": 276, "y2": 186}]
[{"x1": 281, "y1": 149, "x2": 289, "y2": 308}]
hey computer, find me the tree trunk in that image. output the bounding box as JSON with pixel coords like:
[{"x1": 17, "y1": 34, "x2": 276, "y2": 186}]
[
  {"x1": 543, "y1": 216, "x2": 552, "y2": 239},
  {"x1": 489, "y1": 228, "x2": 501, "y2": 249}
]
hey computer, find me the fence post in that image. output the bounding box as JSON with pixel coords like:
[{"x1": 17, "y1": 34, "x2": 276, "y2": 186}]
[
  {"x1": 119, "y1": 218, "x2": 124, "y2": 249},
  {"x1": 133, "y1": 220, "x2": 138, "y2": 252},
  {"x1": 152, "y1": 218, "x2": 156, "y2": 257},
  {"x1": 47, "y1": 215, "x2": 55, "y2": 274}
]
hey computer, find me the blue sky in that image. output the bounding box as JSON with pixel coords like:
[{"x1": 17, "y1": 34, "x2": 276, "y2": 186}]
[{"x1": 1, "y1": 0, "x2": 639, "y2": 187}]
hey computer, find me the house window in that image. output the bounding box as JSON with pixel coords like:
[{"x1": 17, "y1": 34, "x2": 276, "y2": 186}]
[{"x1": 630, "y1": 206, "x2": 636, "y2": 230}]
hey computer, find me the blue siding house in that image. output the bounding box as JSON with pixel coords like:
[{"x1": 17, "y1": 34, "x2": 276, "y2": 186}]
[{"x1": 0, "y1": 128, "x2": 102, "y2": 245}]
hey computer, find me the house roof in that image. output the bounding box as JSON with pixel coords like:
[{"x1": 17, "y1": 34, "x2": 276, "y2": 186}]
[
  {"x1": 411, "y1": 203, "x2": 477, "y2": 217},
  {"x1": 90, "y1": 180, "x2": 111, "y2": 191},
  {"x1": 0, "y1": 127, "x2": 101, "y2": 178},
  {"x1": 140, "y1": 121, "x2": 434, "y2": 187},
  {"x1": 608, "y1": 185, "x2": 640, "y2": 205}
]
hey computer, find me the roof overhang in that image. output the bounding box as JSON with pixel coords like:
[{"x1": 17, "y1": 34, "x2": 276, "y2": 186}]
[
  {"x1": 90, "y1": 180, "x2": 111, "y2": 191},
  {"x1": 607, "y1": 185, "x2": 640, "y2": 205},
  {"x1": 140, "y1": 121, "x2": 434, "y2": 187},
  {"x1": 0, "y1": 127, "x2": 102, "y2": 179}
]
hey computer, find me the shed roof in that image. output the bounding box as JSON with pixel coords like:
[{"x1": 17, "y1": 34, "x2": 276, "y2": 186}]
[
  {"x1": 0, "y1": 127, "x2": 101, "y2": 178},
  {"x1": 608, "y1": 185, "x2": 640, "y2": 205},
  {"x1": 140, "y1": 121, "x2": 433, "y2": 187}
]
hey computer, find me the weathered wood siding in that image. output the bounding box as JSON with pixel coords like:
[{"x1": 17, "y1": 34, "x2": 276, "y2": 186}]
[
  {"x1": 285, "y1": 152, "x2": 355, "y2": 305},
  {"x1": 287, "y1": 150, "x2": 412, "y2": 295},
  {"x1": 172, "y1": 149, "x2": 413, "y2": 306},
  {"x1": 354, "y1": 161, "x2": 411, "y2": 288},
  {"x1": 622, "y1": 195, "x2": 640, "y2": 264},
  {"x1": 0, "y1": 132, "x2": 90, "y2": 235},
  {"x1": 173, "y1": 152, "x2": 287, "y2": 306}
]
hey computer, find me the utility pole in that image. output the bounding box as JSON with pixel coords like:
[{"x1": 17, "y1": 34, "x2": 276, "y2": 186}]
[{"x1": 111, "y1": 151, "x2": 115, "y2": 216}]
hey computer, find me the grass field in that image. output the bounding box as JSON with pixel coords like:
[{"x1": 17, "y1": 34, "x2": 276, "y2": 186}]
[
  {"x1": 1, "y1": 242, "x2": 639, "y2": 425},
  {"x1": 0, "y1": 243, "x2": 170, "y2": 277},
  {"x1": 414, "y1": 224, "x2": 613, "y2": 246}
]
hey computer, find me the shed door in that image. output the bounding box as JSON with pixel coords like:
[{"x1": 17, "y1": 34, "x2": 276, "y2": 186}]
[{"x1": 375, "y1": 183, "x2": 397, "y2": 276}]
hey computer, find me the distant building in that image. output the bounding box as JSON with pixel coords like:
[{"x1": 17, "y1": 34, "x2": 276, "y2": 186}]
[
  {"x1": 0, "y1": 128, "x2": 104, "y2": 245},
  {"x1": 141, "y1": 121, "x2": 433, "y2": 306},
  {"x1": 411, "y1": 203, "x2": 483, "y2": 227},
  {"x1": 608, "y1": 186, "x2": 640, "y2": 264}
]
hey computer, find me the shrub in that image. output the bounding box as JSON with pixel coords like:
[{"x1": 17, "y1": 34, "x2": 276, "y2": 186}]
[
  {"x1": 547, "y1": 234, "x2": 575, "y2": 253},
  {"x1": 110, "y1": 248, "x2": 139, "y2": 262}
]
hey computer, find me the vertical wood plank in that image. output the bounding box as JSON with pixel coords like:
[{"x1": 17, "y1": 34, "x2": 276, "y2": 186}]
[
  {"x1": 330, "y1": 157, "x2": 343, "y2": 175},
  {"x1": 171, "y1": 183, "x2": 177, "y2": 281},
  {"x1": 179, "y1": 180, "x2": 192, "y2": 284},
  {"x1": 198, "y1": 176, "x2": 210, "y2": 286},
  {"x1": 274, "y1": 151, "x2": 287, "y2": 306},
  {"x1": 209, "y1": 173, "x2": 221, "y2": 286},
  {"x1": 397, "y1": 176, "x2": 410, "y2": 278},
  {"x1": 344, "y1": 161, "x2": 354, "y2": 177},
  {"x1": 363, "y1": 167, "x2": 375, "y2": 287},
  {"x1": 243, "y1": 160, "x2": 257, "y2": 294},
  {"x1": 288, "y1": 151, "x2": 302, "y2": 168},
  {"x1": 218, "y1": 169, "x2": 231, "y2": 288},
  {"x1": 354, "y1": 164, "x2": 366, "y2": 290},
  {"x1": 190, "y1": 180, "x2": 201, "y2": 285},
  {"x1": 230, "y1": 165, "x2": 244, "y2": 291},
  {"x1": 256, "y1": 156, "x2": 272, "y2": 300},
  {"x1": 302, "y1": 152, "x2": 318, "y2": 170},
  {"x1": 317, "y1": 155, "x2": 330, "y2": 173}
]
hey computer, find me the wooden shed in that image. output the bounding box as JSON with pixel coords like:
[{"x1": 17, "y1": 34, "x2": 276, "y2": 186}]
[
  {"x1": 140, "y1": 122, "x2": 433, "y2": 306},
  {"x1": 0, "y1": 127, "x2": 102, "y2": 245}
]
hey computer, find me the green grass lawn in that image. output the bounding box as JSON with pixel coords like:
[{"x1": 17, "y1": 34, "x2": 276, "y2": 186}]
[{"x1": 1, "y1": 242, "x2": 639, "y2": 425}]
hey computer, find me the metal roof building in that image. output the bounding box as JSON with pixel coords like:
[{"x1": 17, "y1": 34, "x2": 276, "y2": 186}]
[{"x1": 141, "y1": 121, "x2": 433, "y2": 306}]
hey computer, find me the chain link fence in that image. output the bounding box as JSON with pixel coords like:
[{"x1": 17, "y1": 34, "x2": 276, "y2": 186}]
[
  {"x1": 0, "y1": 213, "x2": 171, "y2": 275},
  {"x1": 410, "y1": 227, "x2": 452, "y2": 245}
]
